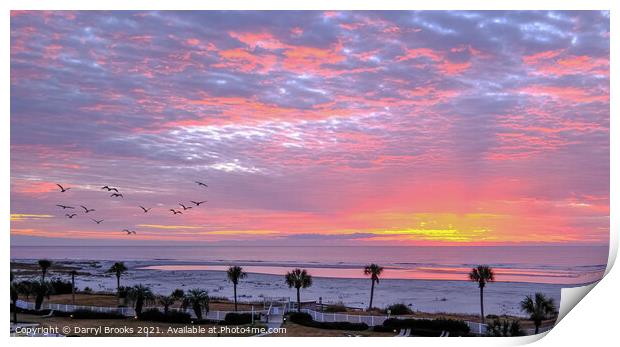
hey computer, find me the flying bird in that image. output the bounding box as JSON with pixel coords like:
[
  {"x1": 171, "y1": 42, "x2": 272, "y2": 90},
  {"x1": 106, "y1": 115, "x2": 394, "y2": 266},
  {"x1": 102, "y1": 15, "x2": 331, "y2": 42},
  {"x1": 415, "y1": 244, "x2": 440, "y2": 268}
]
[
  {"x1": 179, "y1": 203, "x2": 192, "y2": 210},
  {"x1": 195, "y1": 181, "x2": 208, "y2": 188},
  {"x1": 110, "y1": 193, "x2": 124, "y2": 198},
  {"x1": 169, "y1": 209, "x2": 183, "y2": 215},
  {"x1": 190, "y1": 200, "x2": 207, "y2": 206},
  {"x1": 92, "y1": 219, "x2": 104, "y2": 224},
  {"x1": 102, "y1": 186, "x2": 119, "y2": 192},
  {"x1": 81, "y1": 205, "x2": 95, "y2": 213},
  {"x1": 122, "y1": 229, "x2": 136, "y2": 235},
  {"x1": 65, "y1": 213, "x2": 77, "y2": 218},
  {"x1": 139, "y1": 206, "x2": 151, "y2": 213},
  {"x1": 56, "y1": 184, "x2": 71, "y2": 192},
  {"x1": 56, "y1": 204, "x2": 75, "y2": 209}
]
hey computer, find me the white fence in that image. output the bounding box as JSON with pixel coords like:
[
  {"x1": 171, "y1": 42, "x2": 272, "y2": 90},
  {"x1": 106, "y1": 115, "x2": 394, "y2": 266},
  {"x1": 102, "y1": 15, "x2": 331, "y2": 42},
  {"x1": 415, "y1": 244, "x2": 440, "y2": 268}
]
[
  {"x1": 18, "y1": 300, "x2": 550, "y2": 336},
  {"x1": 15, "y1": 300, "x2": 266, "y2": 321},
  {"x1": 299, "y1": 308, "x2": 488, "y2": 335}
]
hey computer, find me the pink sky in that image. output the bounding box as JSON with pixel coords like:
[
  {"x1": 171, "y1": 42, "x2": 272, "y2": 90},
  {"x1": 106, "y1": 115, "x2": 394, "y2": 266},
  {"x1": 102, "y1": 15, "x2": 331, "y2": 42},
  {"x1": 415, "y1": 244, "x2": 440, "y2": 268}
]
[{"x1": 10, "y1": 11, "x2": 609, "y2": 246}]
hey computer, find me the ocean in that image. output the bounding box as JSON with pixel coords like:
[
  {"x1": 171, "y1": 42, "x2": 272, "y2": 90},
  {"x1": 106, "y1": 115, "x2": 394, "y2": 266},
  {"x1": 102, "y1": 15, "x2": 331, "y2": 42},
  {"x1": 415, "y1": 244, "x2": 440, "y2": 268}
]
[{"x1": 10, "y1": 245, "x2": 608, "y2": 316}]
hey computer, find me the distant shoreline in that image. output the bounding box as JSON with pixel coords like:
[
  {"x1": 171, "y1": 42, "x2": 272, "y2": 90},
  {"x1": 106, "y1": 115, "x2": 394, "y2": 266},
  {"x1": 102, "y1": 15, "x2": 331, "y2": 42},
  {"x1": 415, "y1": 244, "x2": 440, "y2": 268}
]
[{"x1": 10, "y1": 257, "x2": 605, "y2": 287}]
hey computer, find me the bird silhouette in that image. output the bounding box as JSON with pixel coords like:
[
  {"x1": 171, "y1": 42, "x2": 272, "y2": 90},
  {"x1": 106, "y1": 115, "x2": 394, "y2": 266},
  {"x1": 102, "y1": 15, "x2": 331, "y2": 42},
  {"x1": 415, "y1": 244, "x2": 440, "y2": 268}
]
[
  {"x1": 110, "y1": 193, "x2": 123, "y2": 198},
  {"x1": 56, "y1": 204, "x2": 75, "y2": 209},
  {"x1": 139, "y1": 206, "x2": 151, "y2": 213},
  {"x1": 65, "y1": 213, "x2": 77, "y2": 218},
  {"x1": 109, "y1": 187, "x2": 119, "y2": 192},
  {"x1": 101, "y1": 185, "x2": 112, "y2": 191},
  {"x1": 81, "y1": 205, "x2": 95, "y2": 213},
  {"x1": 190, "y1": 200, "x2": 207, "y2": 206},
  {"x1": 195, "y1": 181, "x2": 208, "y2": 188},
  {"x1": 179, "y1": 203, "x2": 192, "y2": 210},
  {"x1": 122, "y1": 229, "x2": 136, "y2": 235},
  {"x1": 169, "y1": 209, "x2": 183, "y2": 215},
  {"x1": 92, "y1": 219, "x2": 104, "y2": 224},
  {"x1": 56, "y1": 184, "x2": 71, "y2": 192}
]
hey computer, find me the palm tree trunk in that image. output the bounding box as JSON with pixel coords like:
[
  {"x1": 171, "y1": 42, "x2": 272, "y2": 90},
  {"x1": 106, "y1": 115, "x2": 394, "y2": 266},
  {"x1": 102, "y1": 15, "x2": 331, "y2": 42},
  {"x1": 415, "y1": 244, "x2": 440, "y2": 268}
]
[
  {"x1": 296, "y1": 287, "x2": 301, "y2": 312},
  {"x1": 535, "y1": 322, "x2": 540, "y2": 334},
  {"x1": 234, "y1": 284, "x2": 238, "y2": 312},
  {"x1": 480, "y1": 286, "x2": 485, "y2": 324},
  {"x1": 12, "y1": 300, "x2": 17, "y2": 324},
  {"x1": 136, "y1": 298, "x2": 144, "y2": 317},
  {"x1": 368, "y1": 280, "x2": 375, "y2": 311},
  {"x1": 35, "y1": 294, "x2": 44, "y2": 310},
  {"x1": 193, "y1": 304, "x2": 202, "y2": 320},
  {"x1": 116, "y1": 275, "x2": 121, "y2": 305},
  {"x1": 71, "y1": 273, "x2": 76, "y2": 305}
]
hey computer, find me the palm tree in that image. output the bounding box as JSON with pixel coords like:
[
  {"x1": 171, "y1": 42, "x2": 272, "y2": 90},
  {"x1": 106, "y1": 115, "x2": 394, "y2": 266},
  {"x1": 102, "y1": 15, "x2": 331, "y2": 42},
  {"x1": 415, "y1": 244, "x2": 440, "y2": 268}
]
[
  {"x1": 10, "y1": 272, "x2": 18, "y2": 324},
  {"x1": 468, "y1": 265, "x2": 495, "y2": 324},
  {"x1": 363, "y1": 263, "x2": 384, "y2": 311},
  {"x1": 70, "y1": 270, "x2": 77, "y2": 305},
  {"x1": 126, "y1": 284, "x2": 155, "y2": 317},
  {"x1": 227, "y1": 266, "x2": 247, "y2": 311},
  {"x1": 38, "y1": 259, "x2": 52, "y2": 281},
  {"x1": 107, "y1": 262, "x2": 128, "y2": 304},
  {"x1": 158, "y1": 295, "x2": 176, "y2": 315},
  {"x1": 18, "y1": 280, "x2": 34, "y2": 300},
  {"x1": 520, "y1": 292, "x2": 556, "y2": 334},
  {"x1": 159, "y1": 289, "x2": 184, "y2": 315},
  {"x1": 285, "y1": 268, "x2": 313, "y2": 312},
  {"x1": 32, "y1": 281, "x2": 53, "y2": 310},
  {"x1": 182, "y1": 288, "x2": 210, "y2": 320}
]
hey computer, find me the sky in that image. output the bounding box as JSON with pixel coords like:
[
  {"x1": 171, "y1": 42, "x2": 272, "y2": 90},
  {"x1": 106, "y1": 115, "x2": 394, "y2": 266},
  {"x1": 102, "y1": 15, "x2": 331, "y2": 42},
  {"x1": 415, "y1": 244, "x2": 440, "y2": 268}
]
[{"x1": 10, "y1": 11, "x2": 610, "y2": 246}]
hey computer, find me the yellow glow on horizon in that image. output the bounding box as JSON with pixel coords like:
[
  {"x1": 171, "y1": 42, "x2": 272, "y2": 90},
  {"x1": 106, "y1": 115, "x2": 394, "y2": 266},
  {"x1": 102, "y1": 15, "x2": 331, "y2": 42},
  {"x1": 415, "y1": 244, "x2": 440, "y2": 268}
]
[
  {"x1": 11, "y1": 214, "x2": 54, "y2": 221},
  {"x1": 137, "y1": 224, "x2": 203, "y2": 229},
  {"x1": 204, "y1": 230, "x2": 280, "y2": 235},
  {"x1": 372, "y1": 228, "x2": 490, "y2": 242}
]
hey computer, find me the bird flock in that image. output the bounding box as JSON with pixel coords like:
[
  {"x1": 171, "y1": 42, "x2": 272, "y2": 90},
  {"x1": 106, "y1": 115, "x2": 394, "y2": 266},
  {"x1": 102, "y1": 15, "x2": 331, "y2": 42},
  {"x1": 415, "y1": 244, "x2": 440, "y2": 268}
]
[{"x1": 53, "y1": 181, "x2": 209, "y2": 236}]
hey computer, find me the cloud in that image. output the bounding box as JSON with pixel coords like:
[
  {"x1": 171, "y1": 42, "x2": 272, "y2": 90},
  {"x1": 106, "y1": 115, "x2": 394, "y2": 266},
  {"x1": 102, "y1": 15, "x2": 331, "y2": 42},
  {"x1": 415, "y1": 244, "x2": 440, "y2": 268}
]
[{"x1": 10, "y1": 11, "x2": 609, "y2": 245}]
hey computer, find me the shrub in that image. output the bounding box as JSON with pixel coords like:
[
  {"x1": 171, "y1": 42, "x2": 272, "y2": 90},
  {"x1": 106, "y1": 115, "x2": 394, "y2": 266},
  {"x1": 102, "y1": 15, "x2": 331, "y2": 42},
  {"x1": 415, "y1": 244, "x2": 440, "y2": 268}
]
[
  {"x1": 288, "y1": 312, "x2": 368, "y2": 331},
  {"x1": 289, "y1": 312, "x2": 313, "y2": 323},
  {"x1": 117, "y1": 286, "x2": 129, "y2": 299},
  {"x1": 208, "y1": 296, "x2": 230, "y2": 302},
  {"x1": 16, "y1": 307, "x2": 52, "y2": 316},
  {"x1": 486, "y1": 319, "x2": 525, "y2": 337},
  {"x1": 373, "y1": 325, "x2": 394, "y2": 333},
  {"x1": 49, "y1": 278, "x2": 74, "y2": 295},
  {"x1": 385, "y1": 303, "x2": 413, "y2": 315},
  {"x1": 224, "y1": 312, "x2": 257, "y2": 325},
  {"x1": 70, "y1": 309, "x2": 125, "y2": 319},
  {"x1": 382, "y1": 318, "x2": 470, "y2": 336},
  {"x1": 139, "y1": 308, "x2": 192, "y2": 323},
  {"x1": 324, "y1": 303, "x2": 348, "y2": 313}
]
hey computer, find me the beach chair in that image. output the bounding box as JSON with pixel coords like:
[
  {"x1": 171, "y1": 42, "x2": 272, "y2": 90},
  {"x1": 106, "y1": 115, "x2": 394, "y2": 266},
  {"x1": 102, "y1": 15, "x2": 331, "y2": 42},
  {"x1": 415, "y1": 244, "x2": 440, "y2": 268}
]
[
  {"x1": 395, "y1": 329, "x2": 405, "y2": 337},
  {"x1": 444, "y1": 331, "x2": 450, "y2": 337},
  {"x1": 402, "y1": 328, "x2": 411, "y2": 336},
  {"x1": 439, "y1": 330, "x2": 446, "y2": 337}
]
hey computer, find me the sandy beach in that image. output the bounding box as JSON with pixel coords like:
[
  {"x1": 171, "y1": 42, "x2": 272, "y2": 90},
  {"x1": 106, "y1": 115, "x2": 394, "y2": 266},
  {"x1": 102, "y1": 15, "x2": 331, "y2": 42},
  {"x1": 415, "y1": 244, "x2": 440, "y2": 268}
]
[{"x1": 10, "y1": 257, "x2": 572, "y2": 317}]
